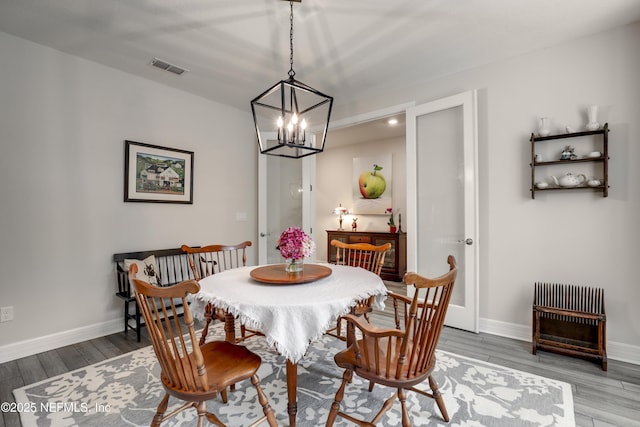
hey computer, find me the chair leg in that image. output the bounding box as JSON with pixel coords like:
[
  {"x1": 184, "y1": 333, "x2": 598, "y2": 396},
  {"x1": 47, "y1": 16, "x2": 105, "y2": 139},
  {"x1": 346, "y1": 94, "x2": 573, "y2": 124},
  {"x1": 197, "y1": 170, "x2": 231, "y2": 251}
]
[
  {"x1": 199, "y1": 303, "x2": 214, "y2": 346},
  {"x1": 134, "y1": 301, "x2": 141, "y2": 342},
  {"x1": 196, "y1": 401, "x2": 206, "y2": 427},
  {"x1": 398, "y1": 388, "x2": 411, "y2": 427},
  {"x1": 251, "y1": 374, "x2": 278, "y2": 427},
  {"x1": 123, "y1": 301, "x2": 129, "y2": 334},
  {"x1": 428, "y1": 375, "x2": 449, "y2": 422},
  {"x1": 370, "y1": 392, "x2": 397, "y2": 425},
  {"x1": 151, "y1": 393, "x2": 170, "y2": 427},
  {"x1": 201, "y1": 401, "x2": 225, "y2": 427},
  {"x1": 240, "y1": 324, "x2": 247, "y2": 340},
  {"x1": 326, "y1": 369, "x2": 352, "y2": 426}
]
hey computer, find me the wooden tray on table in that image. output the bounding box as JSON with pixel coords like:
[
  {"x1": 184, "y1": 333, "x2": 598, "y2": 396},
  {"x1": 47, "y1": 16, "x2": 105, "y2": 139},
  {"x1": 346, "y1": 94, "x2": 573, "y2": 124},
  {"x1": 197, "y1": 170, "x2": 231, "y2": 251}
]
[{"x1": 250, "y1": 264, "x2": 332, "y2": 285}]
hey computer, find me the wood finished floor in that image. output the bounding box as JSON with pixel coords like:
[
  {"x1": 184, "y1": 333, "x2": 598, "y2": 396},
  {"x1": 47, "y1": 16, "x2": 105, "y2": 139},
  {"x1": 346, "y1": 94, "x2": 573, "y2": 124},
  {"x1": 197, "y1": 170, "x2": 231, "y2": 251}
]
[{"x1": 1, "y1": 282, "x2": 639, "y2": 427}]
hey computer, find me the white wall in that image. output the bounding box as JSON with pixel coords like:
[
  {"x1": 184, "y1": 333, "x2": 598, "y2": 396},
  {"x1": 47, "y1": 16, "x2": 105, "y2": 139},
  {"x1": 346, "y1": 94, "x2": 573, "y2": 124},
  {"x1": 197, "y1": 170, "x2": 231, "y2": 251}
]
[
  {"x1": 2, "y1": 20, "x2": 639, "y2": 365},
  {"x1": 0, "y1": 32, "x2": 258, "y2": 359},
  {"x1": 315, "y1": 136, "x2": 406, "y2": 262},
  {"x1": 331, "y1": 22, "x2": 640, "y2": 363}
]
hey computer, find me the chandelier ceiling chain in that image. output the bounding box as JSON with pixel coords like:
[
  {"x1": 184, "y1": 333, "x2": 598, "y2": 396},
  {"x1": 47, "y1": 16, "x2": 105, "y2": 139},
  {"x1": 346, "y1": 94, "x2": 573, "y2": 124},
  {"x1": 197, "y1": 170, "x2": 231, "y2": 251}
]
[{"x1": 288, "y1": 1, "x2": 295, "y2": 79}]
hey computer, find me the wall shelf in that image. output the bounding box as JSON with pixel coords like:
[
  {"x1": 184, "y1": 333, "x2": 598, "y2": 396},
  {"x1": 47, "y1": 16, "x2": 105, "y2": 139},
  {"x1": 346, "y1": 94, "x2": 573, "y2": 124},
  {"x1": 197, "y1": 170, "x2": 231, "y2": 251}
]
[{"x1": 530, "y1": 123, "x2": 609, "y2": 199}]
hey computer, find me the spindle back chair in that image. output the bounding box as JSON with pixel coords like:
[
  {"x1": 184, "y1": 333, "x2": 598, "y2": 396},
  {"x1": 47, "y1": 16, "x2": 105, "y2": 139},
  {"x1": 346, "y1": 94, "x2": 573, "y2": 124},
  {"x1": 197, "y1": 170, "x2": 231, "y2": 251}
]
[
  {"x1": 326, "y1": 256, "x2": 457, "y2": 427},
  {"x1": 326, "y1": 239, "x2": 392, "y2": 340},
  {"x1": 181, "y1": 242, "x2": 258, "y2": 346},
  {"x1": 129, "y1": 264, "x2": 277, "y2": 427}
]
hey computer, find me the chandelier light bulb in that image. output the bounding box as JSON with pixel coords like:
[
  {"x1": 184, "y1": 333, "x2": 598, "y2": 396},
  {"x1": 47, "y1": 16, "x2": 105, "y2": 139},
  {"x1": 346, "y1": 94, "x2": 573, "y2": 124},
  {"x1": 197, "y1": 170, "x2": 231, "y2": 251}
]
[
  {"x1": 291, "y1": 113, "x2": 298, "y2": 125},
  {"x1": 300, "y1": 118, "x2": 307, "y2": 130},
  {"x1": 277, "y1": 116, "x2": 284, "y2": 128}
]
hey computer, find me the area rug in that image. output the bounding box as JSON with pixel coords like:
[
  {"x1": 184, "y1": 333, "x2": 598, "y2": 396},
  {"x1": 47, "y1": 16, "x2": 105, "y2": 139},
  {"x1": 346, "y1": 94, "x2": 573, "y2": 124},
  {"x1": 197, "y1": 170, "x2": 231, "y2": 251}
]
[{"x1": 14, "y1": 323, "x2": 575, "y2": 427}]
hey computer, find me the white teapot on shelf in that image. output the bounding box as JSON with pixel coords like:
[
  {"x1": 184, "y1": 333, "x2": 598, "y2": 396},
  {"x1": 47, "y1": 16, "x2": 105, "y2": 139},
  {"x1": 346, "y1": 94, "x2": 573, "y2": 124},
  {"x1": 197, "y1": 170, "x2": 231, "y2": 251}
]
[{"x1": 551, "y1": 173, "x2": 586, "y2": 188}]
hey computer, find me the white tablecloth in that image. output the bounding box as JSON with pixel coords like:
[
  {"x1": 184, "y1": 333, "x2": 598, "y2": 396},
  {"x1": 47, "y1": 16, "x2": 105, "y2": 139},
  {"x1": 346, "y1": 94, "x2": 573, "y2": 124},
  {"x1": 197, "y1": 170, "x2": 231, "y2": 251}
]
[{"x1": 189, "y1": 263, "x2": 387, "y2": 363}]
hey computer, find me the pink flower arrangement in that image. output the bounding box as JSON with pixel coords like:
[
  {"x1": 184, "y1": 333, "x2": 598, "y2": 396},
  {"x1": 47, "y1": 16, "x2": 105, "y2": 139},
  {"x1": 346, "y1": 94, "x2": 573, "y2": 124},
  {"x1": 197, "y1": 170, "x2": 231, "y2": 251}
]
[{"x1": 277, "y1": 227, "x2": 315, "y2": 260}]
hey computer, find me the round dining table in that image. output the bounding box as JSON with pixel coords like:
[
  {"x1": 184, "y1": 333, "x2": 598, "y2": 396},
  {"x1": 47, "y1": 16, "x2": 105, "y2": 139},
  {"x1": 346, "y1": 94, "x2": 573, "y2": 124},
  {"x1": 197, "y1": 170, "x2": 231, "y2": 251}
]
[{"x1": 189, "y1": 262, "x2": 387, "y2": 426}]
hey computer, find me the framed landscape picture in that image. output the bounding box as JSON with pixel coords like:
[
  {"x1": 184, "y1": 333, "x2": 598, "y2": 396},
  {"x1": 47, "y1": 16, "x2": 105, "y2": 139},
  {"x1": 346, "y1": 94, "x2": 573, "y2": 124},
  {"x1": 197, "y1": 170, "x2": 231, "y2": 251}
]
[{"x1": 124, "y1": 140, "x2": 194, "y2": 204}]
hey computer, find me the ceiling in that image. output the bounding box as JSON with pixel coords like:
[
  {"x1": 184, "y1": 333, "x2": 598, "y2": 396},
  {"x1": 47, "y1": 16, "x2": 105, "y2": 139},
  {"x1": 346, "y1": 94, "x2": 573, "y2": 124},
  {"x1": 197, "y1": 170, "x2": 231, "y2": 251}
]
[
  {"x1": 329, "y1": 114, "x2": 406, "y2": 147},
  {"x1": 1, "y1": 0, "x2": 639, "y2": 146}
]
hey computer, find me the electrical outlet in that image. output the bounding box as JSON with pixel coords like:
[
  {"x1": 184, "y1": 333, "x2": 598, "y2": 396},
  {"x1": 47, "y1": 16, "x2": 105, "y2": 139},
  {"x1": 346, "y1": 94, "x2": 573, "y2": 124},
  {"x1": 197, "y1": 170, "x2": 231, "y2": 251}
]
[{"x1": 0, "y1": 306, "x2": 13, "y2": 322}]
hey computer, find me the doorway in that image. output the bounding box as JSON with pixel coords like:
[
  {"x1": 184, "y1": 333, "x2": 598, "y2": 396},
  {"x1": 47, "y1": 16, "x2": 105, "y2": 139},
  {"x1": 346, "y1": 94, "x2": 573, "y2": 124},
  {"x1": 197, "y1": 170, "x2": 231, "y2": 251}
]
[{"x1": 406, "y1": 90, "x2": 479, "y2": 332}]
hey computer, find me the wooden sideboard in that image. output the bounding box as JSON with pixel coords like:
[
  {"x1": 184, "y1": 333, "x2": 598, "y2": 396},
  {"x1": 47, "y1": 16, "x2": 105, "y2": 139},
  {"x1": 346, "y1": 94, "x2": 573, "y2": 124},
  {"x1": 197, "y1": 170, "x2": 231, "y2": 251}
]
[{"x1": 326, "y1": 230, "x2": 407, "y2": 282}]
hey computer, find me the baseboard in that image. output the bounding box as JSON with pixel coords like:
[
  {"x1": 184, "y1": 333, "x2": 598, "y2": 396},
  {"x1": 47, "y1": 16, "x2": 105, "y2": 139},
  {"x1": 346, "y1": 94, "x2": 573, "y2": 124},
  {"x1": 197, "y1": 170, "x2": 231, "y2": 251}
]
[
  {"x1": 3, "y1": 316, "x2": 638, "y2": 366},
  {"x1": 480, "y1": 317, "x2": 640, "y2": 366},
  {"x1": 0, "y1": 319, "x2": 122, "y2": 364}
]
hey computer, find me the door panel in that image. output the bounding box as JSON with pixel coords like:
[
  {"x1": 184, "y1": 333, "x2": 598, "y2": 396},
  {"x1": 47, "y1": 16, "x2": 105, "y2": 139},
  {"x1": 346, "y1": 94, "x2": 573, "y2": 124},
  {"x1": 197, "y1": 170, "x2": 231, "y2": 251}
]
[
  {"x1": 258, "y1": 135, "x2": 315, "y2": 265},
  {"x1": 406, "y1": 91, "x2": 479, "y2": 332}
]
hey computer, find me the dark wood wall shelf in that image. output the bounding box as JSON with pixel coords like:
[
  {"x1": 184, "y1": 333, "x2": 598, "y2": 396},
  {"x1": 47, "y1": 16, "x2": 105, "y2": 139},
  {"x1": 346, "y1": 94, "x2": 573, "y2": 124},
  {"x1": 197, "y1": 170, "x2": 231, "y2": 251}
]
[{"x1": 530, "y1": 123, "x2": 609, "y2": 199}]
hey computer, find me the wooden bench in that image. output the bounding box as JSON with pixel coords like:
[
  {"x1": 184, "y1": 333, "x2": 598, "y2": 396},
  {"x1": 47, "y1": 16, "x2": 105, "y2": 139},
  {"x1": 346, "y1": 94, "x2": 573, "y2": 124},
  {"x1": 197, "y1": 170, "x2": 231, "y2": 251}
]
[
  {"x1": 114, "y1": 247, "x2": 194, "y2": 341},
  {"x1": 532, "y1": 282, "x2": 607, "y2": 370}
]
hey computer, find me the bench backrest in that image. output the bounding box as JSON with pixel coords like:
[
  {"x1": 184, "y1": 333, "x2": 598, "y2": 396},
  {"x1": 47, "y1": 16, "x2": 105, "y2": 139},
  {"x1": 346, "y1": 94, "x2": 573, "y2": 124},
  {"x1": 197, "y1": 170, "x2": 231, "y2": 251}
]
[{"x1": 114, "y1": 248, "x2": 194, "y2": 298}]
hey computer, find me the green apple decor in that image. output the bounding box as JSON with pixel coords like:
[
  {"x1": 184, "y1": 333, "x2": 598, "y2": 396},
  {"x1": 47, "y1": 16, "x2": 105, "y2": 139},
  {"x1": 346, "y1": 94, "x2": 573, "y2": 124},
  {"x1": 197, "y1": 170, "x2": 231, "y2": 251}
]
[{"x1": 358, "y1": 164, "x2": 387, "y2": 199}]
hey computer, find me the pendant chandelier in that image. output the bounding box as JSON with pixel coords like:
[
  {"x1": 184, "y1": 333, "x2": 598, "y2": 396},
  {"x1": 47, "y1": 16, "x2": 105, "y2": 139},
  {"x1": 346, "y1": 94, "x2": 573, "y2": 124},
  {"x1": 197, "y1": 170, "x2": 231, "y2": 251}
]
[{"x1": 251, "y1": 0, "x2": 333, "y2": 159}]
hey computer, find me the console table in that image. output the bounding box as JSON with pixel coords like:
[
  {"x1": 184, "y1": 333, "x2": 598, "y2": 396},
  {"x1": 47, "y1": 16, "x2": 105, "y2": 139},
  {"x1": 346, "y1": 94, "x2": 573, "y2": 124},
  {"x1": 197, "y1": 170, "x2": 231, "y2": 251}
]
[{"x1": 326, "y1": 230, "x2": 406, "y2": 281}]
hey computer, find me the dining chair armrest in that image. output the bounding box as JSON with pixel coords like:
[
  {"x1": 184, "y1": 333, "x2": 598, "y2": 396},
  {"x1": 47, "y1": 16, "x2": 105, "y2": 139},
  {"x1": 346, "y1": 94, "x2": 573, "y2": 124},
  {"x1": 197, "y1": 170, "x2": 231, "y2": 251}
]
[
  {"x1": 388, "y1": 291, "x2": 412, "y2": 305},
  {"x1": 387, "y1": 291, "x2": 413, "y2": 331},
  {"x1": 342, "y1": 313, "x2": 405, "y2": 339}
]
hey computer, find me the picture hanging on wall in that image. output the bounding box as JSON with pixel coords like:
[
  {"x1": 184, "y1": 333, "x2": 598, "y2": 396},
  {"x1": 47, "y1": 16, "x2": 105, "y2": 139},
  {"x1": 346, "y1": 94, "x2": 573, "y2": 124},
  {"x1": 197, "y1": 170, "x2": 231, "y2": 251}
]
[
  {"x1": 124, "y1": 140, "x2": 194, "y2": 204},
  {"x1": 352, "y1": 153, "x2": 392, "y2": 214}
]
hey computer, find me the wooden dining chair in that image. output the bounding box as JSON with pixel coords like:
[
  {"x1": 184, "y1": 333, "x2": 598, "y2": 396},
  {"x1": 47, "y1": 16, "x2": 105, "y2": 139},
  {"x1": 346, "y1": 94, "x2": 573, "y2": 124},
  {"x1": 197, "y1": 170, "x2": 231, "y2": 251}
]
[
  {"x1": 326, "y1": 239, "x2": 392, "y2": 340},
  {"x1": 129, "y1": 264, "x2": 277, "y2": 427},
  {"x1": 325, "y1": 256, "x2": 457, "y2": 427},
  {"x1": 181, "y1": 242, "x2": 259, "y2": 346}
]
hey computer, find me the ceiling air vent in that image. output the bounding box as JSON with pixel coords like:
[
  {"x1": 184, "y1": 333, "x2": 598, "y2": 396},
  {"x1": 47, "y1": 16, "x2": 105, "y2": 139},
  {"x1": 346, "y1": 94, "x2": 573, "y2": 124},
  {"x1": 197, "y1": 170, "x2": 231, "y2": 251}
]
[{"x1": 149, "y1": 58, "x2": 188, "y2": 76}]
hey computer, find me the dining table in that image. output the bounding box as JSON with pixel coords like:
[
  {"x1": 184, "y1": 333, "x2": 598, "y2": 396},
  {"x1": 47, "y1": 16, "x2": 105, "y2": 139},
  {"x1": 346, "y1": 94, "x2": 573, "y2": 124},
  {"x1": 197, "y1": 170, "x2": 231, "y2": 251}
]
[{"x1": 189, "y1": 262, "x2": 387, "y2": 427}]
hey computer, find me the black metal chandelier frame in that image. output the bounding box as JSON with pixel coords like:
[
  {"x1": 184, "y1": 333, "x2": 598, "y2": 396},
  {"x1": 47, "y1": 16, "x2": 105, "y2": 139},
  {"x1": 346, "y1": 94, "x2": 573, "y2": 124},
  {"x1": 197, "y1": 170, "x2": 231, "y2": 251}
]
[{"x1": 250, "y1": 0, "x2": 333, "y2": 159}]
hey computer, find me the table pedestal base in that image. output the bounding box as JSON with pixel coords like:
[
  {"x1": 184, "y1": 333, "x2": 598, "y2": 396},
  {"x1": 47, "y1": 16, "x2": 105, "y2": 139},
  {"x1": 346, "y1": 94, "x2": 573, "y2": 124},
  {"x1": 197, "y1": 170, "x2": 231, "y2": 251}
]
[
  {"x1": 225, "y1": 314, "x2": 299, "y2": 426},
  {"x1": 286, "y1": 361, "x2": 298, "y2": 426}
]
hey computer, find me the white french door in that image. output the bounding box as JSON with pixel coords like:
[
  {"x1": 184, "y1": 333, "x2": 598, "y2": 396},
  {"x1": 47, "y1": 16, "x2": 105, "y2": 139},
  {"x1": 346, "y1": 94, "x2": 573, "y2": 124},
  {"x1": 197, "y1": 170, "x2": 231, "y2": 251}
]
[
  {"x1": 258, "y1": 134, "x2": 315, "y2": 265},
  {"x1": 406, "y1": 90, "x2": 479, "y2": 332}
]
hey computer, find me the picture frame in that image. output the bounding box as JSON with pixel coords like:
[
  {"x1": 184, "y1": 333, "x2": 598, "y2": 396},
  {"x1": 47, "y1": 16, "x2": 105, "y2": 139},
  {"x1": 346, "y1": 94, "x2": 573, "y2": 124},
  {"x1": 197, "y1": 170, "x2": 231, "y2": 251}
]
[
  {"x1": 352, "y1": 153, "x2": 392, "y2": 214},
  {"x1": 124, "y1": 140, "x2": 194, "y2": 204}
]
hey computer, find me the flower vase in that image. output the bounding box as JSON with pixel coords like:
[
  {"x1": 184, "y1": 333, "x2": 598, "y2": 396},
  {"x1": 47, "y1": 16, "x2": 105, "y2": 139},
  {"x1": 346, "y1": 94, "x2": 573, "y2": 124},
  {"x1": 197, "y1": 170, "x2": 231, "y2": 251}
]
[
  {"x1": 538, "y1": 117, "x2": 551, "y2": 137},
  {"x1": 285, "y1": 258, "x2": 304, "y2": 273},
  {"x1": 389, "y1": 226, "x2": 397, "y2": 233}
]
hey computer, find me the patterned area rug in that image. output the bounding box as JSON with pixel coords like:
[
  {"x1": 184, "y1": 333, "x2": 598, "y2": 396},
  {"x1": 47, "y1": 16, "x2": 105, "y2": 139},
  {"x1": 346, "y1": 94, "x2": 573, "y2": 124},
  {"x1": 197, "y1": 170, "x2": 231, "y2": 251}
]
[{"x1": 14, "y1": 323, "x2": 575, "y2": 427}]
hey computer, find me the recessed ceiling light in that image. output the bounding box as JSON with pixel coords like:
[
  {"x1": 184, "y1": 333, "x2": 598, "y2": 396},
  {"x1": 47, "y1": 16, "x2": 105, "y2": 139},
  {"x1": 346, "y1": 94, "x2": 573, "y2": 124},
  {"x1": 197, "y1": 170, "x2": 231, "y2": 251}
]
[{"x1": 388, "y1": 118, "x2": 398, "y2": 125}]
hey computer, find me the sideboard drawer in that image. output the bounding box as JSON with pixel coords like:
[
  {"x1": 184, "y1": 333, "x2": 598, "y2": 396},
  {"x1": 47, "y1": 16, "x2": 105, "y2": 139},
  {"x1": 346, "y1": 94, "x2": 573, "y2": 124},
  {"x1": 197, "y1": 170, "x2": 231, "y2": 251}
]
[{"x1": 348, "y1": 235, "x2": 371, "y2": 244}]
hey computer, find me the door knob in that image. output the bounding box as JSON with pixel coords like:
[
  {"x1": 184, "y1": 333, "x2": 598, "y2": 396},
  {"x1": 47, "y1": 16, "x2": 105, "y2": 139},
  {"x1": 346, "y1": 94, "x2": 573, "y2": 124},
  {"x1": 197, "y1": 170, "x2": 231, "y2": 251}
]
[
  {"x1": 260, "y1": 232, "x2": 271, "y2": 237},
  {"x1": 458, "y1": 238, "x2": 473, "y2": 245}
]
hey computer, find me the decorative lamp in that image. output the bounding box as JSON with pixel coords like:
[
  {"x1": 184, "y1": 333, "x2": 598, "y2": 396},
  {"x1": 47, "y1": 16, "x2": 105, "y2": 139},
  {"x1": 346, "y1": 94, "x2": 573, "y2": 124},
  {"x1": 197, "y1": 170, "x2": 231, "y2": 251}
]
[
  {"x1": 333, "y1": 204, "x2": 349, "y2": 230},
  {"x1": 250, "y1": 0, "x2": 333, "y2": 159}
]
